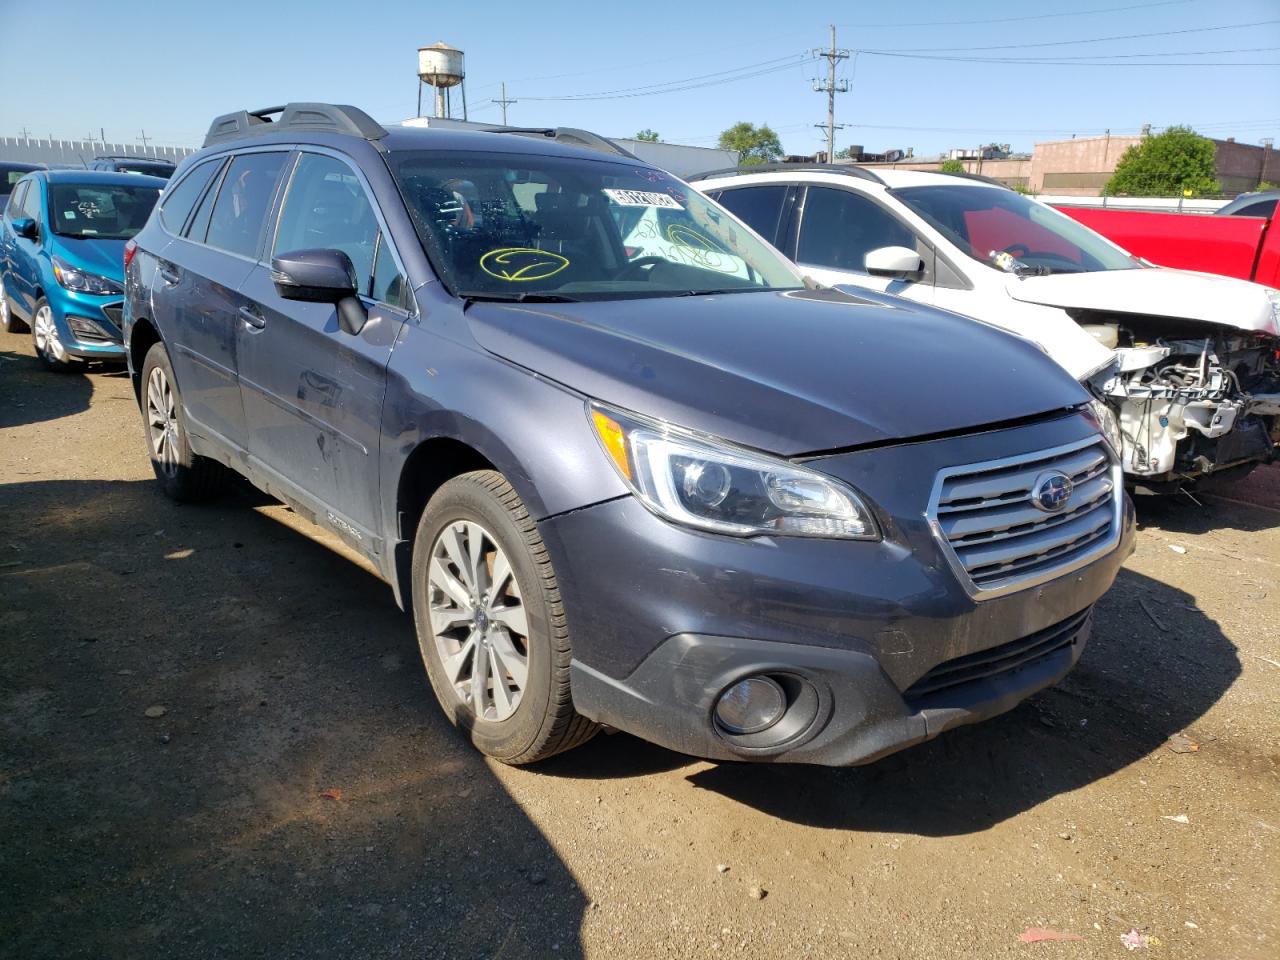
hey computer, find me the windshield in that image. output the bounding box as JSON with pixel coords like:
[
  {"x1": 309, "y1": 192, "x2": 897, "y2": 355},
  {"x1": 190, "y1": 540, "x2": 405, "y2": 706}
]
[
  {"x1": 388, "y1": 150, "x2": 803, "y2": 300},
  {"x1": 49, "y1": 182, "x2": 161, "y2": 240},
  {"x1": 895, "y1": 185, "x2": 1140, "y2": 275}
]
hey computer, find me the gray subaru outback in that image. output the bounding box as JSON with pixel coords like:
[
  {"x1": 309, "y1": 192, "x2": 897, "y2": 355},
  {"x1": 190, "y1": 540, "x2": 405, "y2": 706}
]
[{"x1": 122, "y1": 103, "x2": 1134, "y2": 766}]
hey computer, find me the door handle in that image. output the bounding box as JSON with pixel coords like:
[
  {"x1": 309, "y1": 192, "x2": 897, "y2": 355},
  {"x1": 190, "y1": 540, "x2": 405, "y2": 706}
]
[
  {"x1": 238, "y1": 306, "x2": 266, "y2": 329},
  {"x1": 157, "y1": 263, "x2": 181, "y2": 285}
]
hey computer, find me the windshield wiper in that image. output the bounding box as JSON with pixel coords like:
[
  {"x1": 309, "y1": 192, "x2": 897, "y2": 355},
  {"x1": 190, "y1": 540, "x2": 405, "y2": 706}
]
[{"x1": 459, "y1": 291, "x2": 582, "y2": 311}]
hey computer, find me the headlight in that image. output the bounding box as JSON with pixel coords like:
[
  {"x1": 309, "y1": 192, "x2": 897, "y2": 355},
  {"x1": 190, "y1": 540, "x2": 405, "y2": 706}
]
[
  {"x1": 51, "y1": 256, "x2": 123, "y2": 296},
  {"x1": 588, "y1": 403, "x2": 880, "y2": 539},
  {"x1": 1087, "y1": 399, "x2": 1124, "y2": 457}
]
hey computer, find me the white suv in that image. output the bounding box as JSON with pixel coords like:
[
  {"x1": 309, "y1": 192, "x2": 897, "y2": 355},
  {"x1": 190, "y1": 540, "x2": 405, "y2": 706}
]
[{"x1": 693, "y1": 165, "x2": 1280, "y2": 492}]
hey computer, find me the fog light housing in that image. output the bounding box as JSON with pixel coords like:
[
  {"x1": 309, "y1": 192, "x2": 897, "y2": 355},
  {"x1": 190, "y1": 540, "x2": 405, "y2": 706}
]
[
  {"x1": 66, "y1": 316, "x2": 113, "y2": 343},
  {"x1": 714, "y1": 676, "x2": 786, "y2": 735}
]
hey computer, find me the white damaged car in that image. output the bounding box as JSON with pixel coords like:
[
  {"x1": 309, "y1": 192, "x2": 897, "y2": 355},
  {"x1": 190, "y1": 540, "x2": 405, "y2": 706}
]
[{"x1": 693, "y1": 166, "x2": 1280, "y2": 491}]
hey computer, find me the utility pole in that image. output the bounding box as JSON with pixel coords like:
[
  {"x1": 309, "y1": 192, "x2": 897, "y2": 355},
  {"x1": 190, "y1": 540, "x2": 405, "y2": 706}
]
[
  {"x1": 811, "y1": 25, "x2": 849, "y2": 161},
  {"x1": 19, "y1": 126, "x2": 31, "y2": 144},
  {"x1": 138, "y1": 129, "x2": 152, "y2": 154},
  {"x1": 492, "y1": 82, "x2": 517, "y2": 126}
]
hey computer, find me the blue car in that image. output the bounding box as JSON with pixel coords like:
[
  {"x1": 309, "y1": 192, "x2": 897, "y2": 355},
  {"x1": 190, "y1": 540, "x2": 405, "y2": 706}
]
[{"x1": 1, "y1": 169, "x2": 163, "y2": 369}]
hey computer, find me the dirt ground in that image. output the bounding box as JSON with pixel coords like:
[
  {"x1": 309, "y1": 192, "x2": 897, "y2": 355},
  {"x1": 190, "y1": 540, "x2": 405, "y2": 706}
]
[{"x1": 1, "y1": 333, "x2": 1277, "y2": 960}]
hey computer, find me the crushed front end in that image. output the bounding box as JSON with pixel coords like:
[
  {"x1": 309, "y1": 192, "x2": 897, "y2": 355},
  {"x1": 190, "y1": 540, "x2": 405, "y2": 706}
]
[{"x1": 1084, "y1": 313, "x2": 1280, "y2": 491}]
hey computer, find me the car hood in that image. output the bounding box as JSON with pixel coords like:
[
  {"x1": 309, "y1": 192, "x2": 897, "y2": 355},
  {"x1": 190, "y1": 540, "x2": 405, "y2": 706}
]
[
  {"x1": 465, "y1": 288, "x2": 1087, "y2": 456},
  {"x1": 52, "y1": 236, "x2": 127, "y2": 283},
  {"x1": 1006, "y1": 266, "x2": 1280, "y2": 337}
]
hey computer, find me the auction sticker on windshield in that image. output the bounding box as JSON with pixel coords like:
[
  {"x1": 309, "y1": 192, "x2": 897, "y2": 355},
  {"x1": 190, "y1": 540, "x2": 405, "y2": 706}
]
[{"x1": 604, "y1": 189, "x2": 684, "y2": 209}]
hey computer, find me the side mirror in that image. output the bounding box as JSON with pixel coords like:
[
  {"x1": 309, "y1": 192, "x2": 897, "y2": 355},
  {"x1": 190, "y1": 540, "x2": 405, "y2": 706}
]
[
  {"x1": 864, "y1": 245, "x2": 924, "y2": 280},
  {"x1": 12, "y1": 216, "x2": 37, "y2": 241},
  {"x1": 270, "y1": 248, "x2": 367, "y2": 335}
]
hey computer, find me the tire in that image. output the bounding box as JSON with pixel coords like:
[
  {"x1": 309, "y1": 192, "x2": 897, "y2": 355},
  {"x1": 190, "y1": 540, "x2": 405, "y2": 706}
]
[
  {"x1": 0, "y1": 287, "x2": 28, "y2": 334},
  {"x1": 31, "y1": 297, "x2": 79, "y2": 372},
  {"x1": 411, "y1": 470, "x2": 597, "y2": 764},
  {"x1": 139, "y1": 340, "x2": 226, "y2": 501}
]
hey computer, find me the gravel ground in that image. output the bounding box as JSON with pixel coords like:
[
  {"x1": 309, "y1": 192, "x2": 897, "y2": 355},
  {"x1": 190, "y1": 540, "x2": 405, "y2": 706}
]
[{"x1": 1, "y1": 334, "x2": 1277, "y2": 960}]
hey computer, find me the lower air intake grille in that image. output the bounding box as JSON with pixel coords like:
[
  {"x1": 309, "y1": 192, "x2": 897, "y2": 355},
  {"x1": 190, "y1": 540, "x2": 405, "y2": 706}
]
[
  {"x1": 905, "y1": 607, "x2": 1092, "y2": 702},
  {"x1": 928, "y1": 435, "x2": 1121, "y2": 599}
]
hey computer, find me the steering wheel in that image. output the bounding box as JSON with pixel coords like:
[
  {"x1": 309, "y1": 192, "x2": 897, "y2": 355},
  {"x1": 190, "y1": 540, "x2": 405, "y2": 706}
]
[
  {"x1": 1002, "y1": 243, "x2": 1033, "y2": 258},
  {"x1": 617, "y1": 255, "x2": 667, "y2": 281}
]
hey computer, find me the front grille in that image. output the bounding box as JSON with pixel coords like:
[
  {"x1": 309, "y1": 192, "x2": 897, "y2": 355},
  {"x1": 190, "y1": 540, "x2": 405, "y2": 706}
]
[
  {"x1": 928, "y1": 435, "x2": 1120, "y2": 598},
  {"x1": 905, "y1": 607, "x2": 1091, "y2": 701}
]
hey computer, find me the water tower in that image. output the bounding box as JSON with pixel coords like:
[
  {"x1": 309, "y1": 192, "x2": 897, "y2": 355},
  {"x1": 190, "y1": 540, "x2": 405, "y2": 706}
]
[{"x1": 418, "y1": 43, "x2": 467, "y2": 120}]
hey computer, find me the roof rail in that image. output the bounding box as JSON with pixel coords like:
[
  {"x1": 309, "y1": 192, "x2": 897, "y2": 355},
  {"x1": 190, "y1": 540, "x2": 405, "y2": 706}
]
[
  {"x1": 936, "y1": 170, "x2": 1014, "y2": 190},
  {"x1": 94, "y1": 154, "x2": 176, "y2": 163},
  {"x1": 203, "y1": 103, "x2": 388, "y2": 147},
  {"x1": 488, "y1": 127, "x2": 638, "y2": 160},
  {"x1": 686, "y1": 162, "x2": 885, "y2": 185}
]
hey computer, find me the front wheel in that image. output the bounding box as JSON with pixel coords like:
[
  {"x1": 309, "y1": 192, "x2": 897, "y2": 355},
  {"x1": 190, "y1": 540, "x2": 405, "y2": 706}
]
[
  {"x1": 411, "y1": 471, "x2": 597, "y2": 764},
  {"x1": 139, "y1": 341, "x2": 226, "y2": 501},
  {"x1": 31, "y1": 298, "x2": 79, "y2": 371}
]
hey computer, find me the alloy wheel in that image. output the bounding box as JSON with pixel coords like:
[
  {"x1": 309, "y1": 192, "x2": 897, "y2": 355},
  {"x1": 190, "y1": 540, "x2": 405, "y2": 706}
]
[
  {"x1": 34, "y1": 306, "x2": 66, "y2": 361},
  {"x1": 146, "y1": 366, "x2": 180, "y2": 477},
  {"x1": 427, "y1": 520, "x2": 530, "y2": 723}
]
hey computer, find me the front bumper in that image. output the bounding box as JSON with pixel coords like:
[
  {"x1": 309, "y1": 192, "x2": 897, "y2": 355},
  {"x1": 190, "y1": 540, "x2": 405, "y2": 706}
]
[
  {"x1": 50, "y1": 290, "x2": 126, "y2": 360},
  {"x1": 542, "y1": 411, "x2": 1136, "y2": 767}
]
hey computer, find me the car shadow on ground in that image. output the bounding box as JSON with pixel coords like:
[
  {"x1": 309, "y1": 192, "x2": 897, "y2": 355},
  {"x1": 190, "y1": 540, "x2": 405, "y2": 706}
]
[
  {"x1": 0, "y1": 479, "x2": 587, "y2": 960},
  {"x1": 681, "y1": 565, "x2": 1239, "y2": 835},
  {"x1": 0, "y1": 346, "x2": 95, "y2": 428},
  {"x1": 1135, "y1": 464, "x2": 1280, "y2": 533}
]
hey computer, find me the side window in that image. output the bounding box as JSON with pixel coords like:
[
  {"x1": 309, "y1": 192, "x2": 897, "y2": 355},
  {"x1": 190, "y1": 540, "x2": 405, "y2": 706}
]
[
  {"x1": 204, "y1": 151, "x2": 288, "y2": 259},
  {"x1": 185, "y1": 162, "x2": 226, "y2": 242},
  {"x1": 158, "y1": 159, "x2": 221, "y2": 234},
  {"x1": 797, "y1": 186, "x2": 917, "y2": 273},
  {"x1": 1232, "y1": 199, "x2": 1277, "y2": 219},
  {"x1": 370, "y1": 232, "x2": 405, "y2": 307},
  {"x1": 715, "y1": 185, "x2": 787, "y2": 244},
  {"x1": 20, "y1": 181, "x2": 42, "y2": 222},
  {"x1": 273, "y1": 153, "x2": 380, "y2": 294},
  {"x1": 6, "y1": 180, "x2": 28, "y2": 219}
]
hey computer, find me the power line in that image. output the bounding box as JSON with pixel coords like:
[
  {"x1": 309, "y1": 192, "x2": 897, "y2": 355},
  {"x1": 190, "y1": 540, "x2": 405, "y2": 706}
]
[
  {"x1": 837, "y1": 0, "x2": 1198, "y2": 29},
  {"x1": 867, "y1": 18, "x2": 1279, "y2": 54},
  {"x1": 864, "y1": 51, "x2": 1279, "y2": 66},
  {"x1": 520, "y1": 54, "x2": 816, "y2": 101}
]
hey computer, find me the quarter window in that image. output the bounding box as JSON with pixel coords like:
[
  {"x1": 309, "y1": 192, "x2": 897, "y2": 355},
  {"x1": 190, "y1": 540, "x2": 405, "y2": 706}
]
[
  {"x1": 204, "y1": 152, "x2": 288, "y2": 259},
  {"x1": 159, "y1": 160, "x2": 221, "y2": 234},
  {"x1": 19, "y1": 180, "x2": 42, "y2": 221},
  {"x1": 273, "y1": 153, "x2": 381, "y2": 294},
  {"x1": 797, "y1": 186, "x2": 917, "y2": 273},
  {"x1": 715, "y1": 185, "x2": 788, "y2": 244},
  {"x1": 370, "y1": 233, "x2": 406, "y2": 307},
  {"x1": 1231, "y1": 199, "x2": 1277, "y2": 219}
]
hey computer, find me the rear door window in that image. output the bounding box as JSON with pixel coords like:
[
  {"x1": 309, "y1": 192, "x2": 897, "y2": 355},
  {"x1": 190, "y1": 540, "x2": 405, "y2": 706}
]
[
  {"x1": 204, "y1": 152, "x2": 288, "y2": 259},
  {"x1": 715, "y1": 185, "x2": 787, "y2": 244},
  {"x1": 1231, "y1": 199, "x2": 1277, "y2": 219},
  {"x1": 159, "y1": 159, "x2": 222, "y2": 234}
]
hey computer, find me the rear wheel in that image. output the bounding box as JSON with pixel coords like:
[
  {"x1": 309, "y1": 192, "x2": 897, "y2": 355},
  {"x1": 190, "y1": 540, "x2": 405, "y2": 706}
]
[
  {"x1": 31, "y1": 298, "x2": 79, "y2": 371},
  {"x1": 0, "y1": 288, "x2": 27, "y2": 334},
  {"x1": 139, "y1": 341, "x2": 226, "y2": 501},
  {"x1": 411, "y1": 470, "x2": 597, "y2": 764}
]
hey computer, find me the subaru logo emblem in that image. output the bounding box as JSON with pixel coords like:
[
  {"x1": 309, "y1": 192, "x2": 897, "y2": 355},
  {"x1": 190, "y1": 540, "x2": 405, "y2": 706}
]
[{"x1": 1031, "y1": 471, "x2": 1074, "y2": 512}]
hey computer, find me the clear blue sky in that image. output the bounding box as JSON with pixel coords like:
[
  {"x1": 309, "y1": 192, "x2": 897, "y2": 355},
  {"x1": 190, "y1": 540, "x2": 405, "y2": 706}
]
[{"x1": 1, "y1": 0, "x2": 1276, "y2": 156}]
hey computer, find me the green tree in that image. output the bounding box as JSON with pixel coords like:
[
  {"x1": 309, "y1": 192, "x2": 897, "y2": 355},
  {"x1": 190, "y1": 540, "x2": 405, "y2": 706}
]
[
  {"x1": 717, "y1": 122, "x2": 783, "y2": 166},
  {"x1": 835, "y1": 145, "x2": 855, "y2": 160},
  {"x1": 634, "y1": 129, "x2": 660, "y2": 142},
  {"x1": 940, "y1": 158, "x2": 966, "y2": 174},
  {"x1": 1105, "y1": 126, "x2": 1219, "y2": 197}
]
